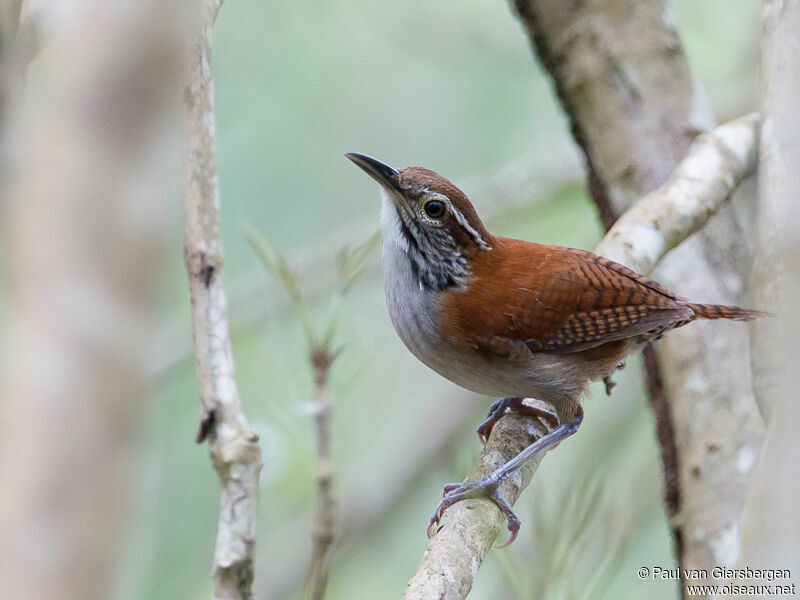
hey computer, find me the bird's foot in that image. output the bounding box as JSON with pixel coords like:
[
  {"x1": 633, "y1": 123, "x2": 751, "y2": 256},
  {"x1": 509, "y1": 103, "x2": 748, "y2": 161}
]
[
  {"x1": 427, "y1": 477, "x2": 521, "y2": 547},
  {"x1": 432, "y1": 409, "x2": 584, "y2": 547},
  {"x1": 476, "y1": 397, "x2": 559, "y2": 443}
]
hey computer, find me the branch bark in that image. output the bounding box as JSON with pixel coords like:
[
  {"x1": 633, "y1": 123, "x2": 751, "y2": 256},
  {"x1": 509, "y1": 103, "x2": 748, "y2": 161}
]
[
  {"x1": 595, "y1": 114, "x2": 760, "y2": 273},
  {"x1": 304, "y1": 348, "x2": 338, "y2": 600},
  {"x1": 402, "y1": 114, "x2": 759, "y2": 600},
  {"x1": 511, "y1": 0, "x2": 710, "y2": 227},
  {"x1": 184, "y1": 1, "x2": 263, "y2": 599},
  {"x1": 747, "y1": 0, "x2": 794, "y2": 424},
  {"x1": 0, "y1": 0, "x2": 22, "y2": 126},
  {"x1": 404, "y1": 414, "x2": 548, "y2": 600},
  {"x1": 732, "y1": 1, "x2": 800, "y2": 593},
  {"x1": 512, "y1": 2, "x2": 763, "y2": 594}
]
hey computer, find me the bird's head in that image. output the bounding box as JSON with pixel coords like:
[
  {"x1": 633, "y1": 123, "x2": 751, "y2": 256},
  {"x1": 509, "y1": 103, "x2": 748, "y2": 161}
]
[{"x1": 346, "y1": 152, "x2": 492, "y2": 291}]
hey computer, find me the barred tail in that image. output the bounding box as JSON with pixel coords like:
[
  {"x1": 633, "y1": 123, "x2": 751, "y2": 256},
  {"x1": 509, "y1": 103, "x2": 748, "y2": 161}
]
[{"x1": 687, "y1": 303, "x2": 767, "y2": 321}]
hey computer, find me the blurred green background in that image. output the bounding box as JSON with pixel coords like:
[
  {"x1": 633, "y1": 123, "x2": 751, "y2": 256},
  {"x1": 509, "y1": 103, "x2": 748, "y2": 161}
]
[{"x1": 120, "y1": 1, "x2": 759, "y2": 598}]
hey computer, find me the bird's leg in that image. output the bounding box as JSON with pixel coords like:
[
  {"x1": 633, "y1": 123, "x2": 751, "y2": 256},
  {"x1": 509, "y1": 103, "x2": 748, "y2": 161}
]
[
  {"x1": 476, "y1": 397, "x2": 559, "y2": 443},
  {"x1": 430, "y1": 408, "x2": 584, "y2": 545}
]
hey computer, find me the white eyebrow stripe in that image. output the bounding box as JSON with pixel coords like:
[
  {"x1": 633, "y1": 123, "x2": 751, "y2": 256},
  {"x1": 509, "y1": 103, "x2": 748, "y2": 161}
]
[{"x1": 449, "y1": 202, "x2": 492, "y2": 250}]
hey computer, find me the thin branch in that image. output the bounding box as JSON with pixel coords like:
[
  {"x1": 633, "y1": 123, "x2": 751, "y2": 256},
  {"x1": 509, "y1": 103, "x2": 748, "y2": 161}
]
[
  {"x1": 304, "y1": 347, "x2": 338, "y2": 600},
  {"x1": 245, "y1": 230, "x2": 379, "y2": 599},
  {"x1": 184, "y1": 1, "x2": 263, "y2": 599},
  {"x1": 402, "y1": 114, "x2": 760, "y2": 600},
  {"x1": 256, "y1": 390, "x2": 478, "y2": 600}
]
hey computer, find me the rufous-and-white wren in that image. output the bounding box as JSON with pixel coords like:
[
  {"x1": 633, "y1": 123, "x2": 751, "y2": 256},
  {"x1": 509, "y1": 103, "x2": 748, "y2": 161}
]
[{"x1": 346, "y1": 152, "x2": 761, "y2": 544}]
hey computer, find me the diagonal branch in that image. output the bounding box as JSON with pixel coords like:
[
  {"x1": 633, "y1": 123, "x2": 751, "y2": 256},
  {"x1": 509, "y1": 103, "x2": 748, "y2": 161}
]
[
  {"x1": 184, "y1": 1, "x2": 263, "y2": 599},
  {"x1": 595, "y1": 114, "x2": 760, "y2": 272},
  {"x1": 402, "y1": 113, "x2": 759, "y2": 600}
]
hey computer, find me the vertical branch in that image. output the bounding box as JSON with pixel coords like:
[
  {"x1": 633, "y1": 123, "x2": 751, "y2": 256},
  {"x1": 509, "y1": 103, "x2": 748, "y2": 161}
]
[
  {"x1": 0, "y1": 0, "x2": 187, "y2": 598},
  {"x1": 245, "y1": 228, "x2": 380, "y2": 600},
  {"x1": 511, "y1": 2, "x2": 763, "y2": 592},
  {"x1": 748, "y1": 0, "x2": 793, "y2": 423},
  {"x1": 184, "y1": 1, "x2": 263, "y2": 599},
  {"x1": 0, "y1": 0, "x2": 22, "y2": 124},
  {"x1": 733, "y1": 1, "x2": 800, "y2": 591},
  {"x1": 304, "y1": 348, "x2": 338, "y2": 600}
]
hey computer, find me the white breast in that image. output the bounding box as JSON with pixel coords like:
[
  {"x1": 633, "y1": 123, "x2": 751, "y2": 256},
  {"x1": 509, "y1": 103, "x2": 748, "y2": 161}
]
[
  {"x1": 379, "y1": 194, "x2": 606, "y2": 408},
  {"x1": 381, "y1": 205, "x2": 441, "y2": 360},
  {"x1": 381, "y1": 197, "x2": 509, "y2": 396}
]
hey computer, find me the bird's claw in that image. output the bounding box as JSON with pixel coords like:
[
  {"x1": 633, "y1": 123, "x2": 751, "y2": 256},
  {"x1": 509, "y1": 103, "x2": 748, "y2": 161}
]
[
  {"x1": 476, "y1": 398, "x2": 559, "y2": 443},
  {"x1": 476, "y1": 399, "x2": 507, "y2": 443},
  {"x1": 426, "y1": 478, "x2": 521, "y2": 547}
]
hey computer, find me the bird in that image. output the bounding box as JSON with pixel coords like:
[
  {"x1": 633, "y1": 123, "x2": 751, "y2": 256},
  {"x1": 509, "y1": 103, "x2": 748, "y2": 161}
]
[{"x1": 345, "y1": 152, "x2": 762, "y2": 545}]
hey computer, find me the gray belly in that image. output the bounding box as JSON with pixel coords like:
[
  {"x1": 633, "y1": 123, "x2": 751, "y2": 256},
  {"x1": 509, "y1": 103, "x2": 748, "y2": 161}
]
[
  {"x1": 380, "y1": 230, "x2": 599, "y2": 407},
  {"x1": 384, "y1": 266, "x2": 585, "y2": 402}
]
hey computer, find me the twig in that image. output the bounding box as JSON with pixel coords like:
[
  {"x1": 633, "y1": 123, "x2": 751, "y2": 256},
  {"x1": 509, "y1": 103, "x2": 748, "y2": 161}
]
[
  {"x1": 245, "y1": 228, "x2": 378, "y2": 599},
  {"x1": 245, "y1": 227, "x2": 344, "y2": 600},
  {"x1": 244, "y1": 227, "x2": 343, "y2": 600},
  {"x1": 184, "y1": 1, "x2": 263, "y2": 599},
  {"x1": 255, "y1": 391, "x2": 479, "y2": 600},
  {"x1": 402, "y1": 114, "x2": 760, "y2": 600},
  {"x1": 304, "y1": 347, "x2": 338, "y2": 600}
]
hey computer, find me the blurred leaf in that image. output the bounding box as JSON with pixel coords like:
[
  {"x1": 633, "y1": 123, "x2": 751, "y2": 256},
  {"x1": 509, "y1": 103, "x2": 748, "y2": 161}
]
[
  {"x1": 320, "y1": 313, "x2": 339, "y2": 352},
  {"x1": 338, "y1": 231, "x2": 380, "y2": 295},
  {"x1": 321, "y1": 231, "x2": 380, "y2": 349},
  {"x1": 498, "y1": 463, "x2": 628, "y2": 600},
  {"x1": 243, "y1": 223, "x2": 317, "y2": 346}
]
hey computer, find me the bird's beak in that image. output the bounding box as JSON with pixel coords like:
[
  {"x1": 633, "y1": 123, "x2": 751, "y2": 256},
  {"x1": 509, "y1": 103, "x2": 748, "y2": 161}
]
[{"x1": 345, "y1": 152, "x2": 413, "y2": 217}]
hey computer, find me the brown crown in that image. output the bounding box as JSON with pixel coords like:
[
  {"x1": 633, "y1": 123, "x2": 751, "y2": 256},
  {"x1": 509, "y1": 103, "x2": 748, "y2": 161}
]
[{"x1": 397, "y1": 166, "x2": 491, "y2": 244}]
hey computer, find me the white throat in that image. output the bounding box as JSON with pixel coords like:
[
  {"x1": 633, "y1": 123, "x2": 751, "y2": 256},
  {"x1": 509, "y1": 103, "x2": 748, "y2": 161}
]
[{"x1": 378, "y1": 189, "x2": 472, "y2": 292}]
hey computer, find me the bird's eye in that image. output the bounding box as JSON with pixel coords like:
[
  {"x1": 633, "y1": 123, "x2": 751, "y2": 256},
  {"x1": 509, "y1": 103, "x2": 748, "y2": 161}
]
[{"x1": 422, "y1": 199, "x2": 447, "y2": 219}]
